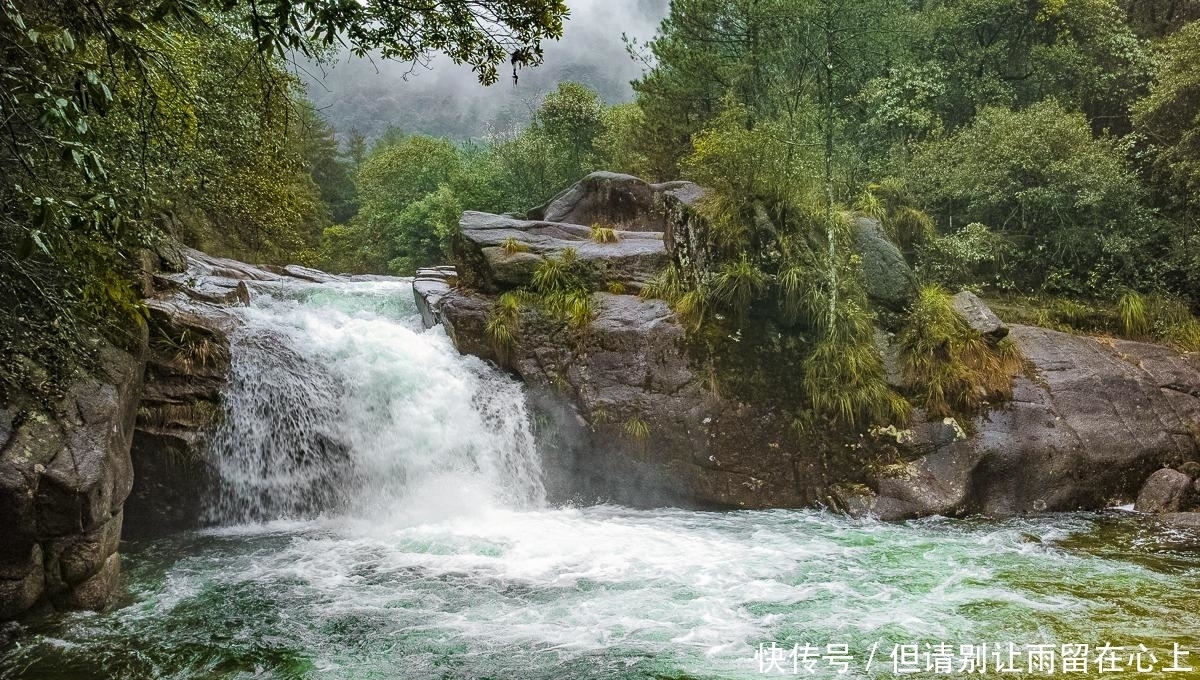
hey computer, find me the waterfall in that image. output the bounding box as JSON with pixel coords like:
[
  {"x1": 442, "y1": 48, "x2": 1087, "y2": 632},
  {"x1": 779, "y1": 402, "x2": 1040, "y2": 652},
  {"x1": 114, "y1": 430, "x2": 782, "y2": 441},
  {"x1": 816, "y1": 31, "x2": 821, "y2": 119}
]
[{"x1": 205, "y1": 279, "x2": 545, "y2": 524}]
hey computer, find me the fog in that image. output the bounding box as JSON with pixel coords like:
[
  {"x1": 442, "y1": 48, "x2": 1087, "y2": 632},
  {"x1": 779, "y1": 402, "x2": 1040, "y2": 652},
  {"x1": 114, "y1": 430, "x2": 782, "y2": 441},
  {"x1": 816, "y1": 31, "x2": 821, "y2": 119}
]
[{"x1": 303, "y1": 0, "x2": 668, "y2": 141}]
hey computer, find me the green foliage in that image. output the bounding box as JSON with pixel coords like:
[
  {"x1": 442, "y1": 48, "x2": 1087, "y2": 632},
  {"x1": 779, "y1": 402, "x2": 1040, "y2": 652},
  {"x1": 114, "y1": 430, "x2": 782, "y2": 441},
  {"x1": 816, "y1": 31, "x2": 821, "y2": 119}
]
[
  {"x1": 501, "y1": 237, "x2": 529, "y2": 255},
  {"x1": 0, "y1": 0, "x2": 571, "y2": 404},
  {"x1": 897, "y1": 286, "x2": 1024, "y2": 418},
  {"x1": 486, "y1": 292, "x2": 523, "y2": 350},
  {"x1": 224, "y1": 0, "x2": 567, "y2": 85},
  {"x1": 711, "y1": 255, "x2": 767, "y2": 316},
  {"x1": 324, "y1": 135, "x2": 463, "y2": 274},
  {"x1": 801, "y1": 302, "x2": 911, "y2": 432},
  {"x1": 1117, "y1": 290, "x2": 1150, "y2": 338},
  {"x1": 1133, "y1": 21, "x2": 1200, "y2": 217},
  {"x1": 623, "y1": 415, "x2": 651, "y2": 440},
  {"x1": 916, "y1": 222, "x2": 1015, "y2": 291},
  {"x1": 641, "y1": 264, "x2": 685, "y2": 304},
  {"x1": 905, "y1": 101, "x2": 1155, "y2": 295}
]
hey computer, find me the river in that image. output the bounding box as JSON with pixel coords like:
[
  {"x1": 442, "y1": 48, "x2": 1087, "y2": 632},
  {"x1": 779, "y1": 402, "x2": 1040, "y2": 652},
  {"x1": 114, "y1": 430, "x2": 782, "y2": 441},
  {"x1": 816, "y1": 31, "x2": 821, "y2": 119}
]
[{"x1": 2, "y1": 279, "x2": 1197, "y2": 679}]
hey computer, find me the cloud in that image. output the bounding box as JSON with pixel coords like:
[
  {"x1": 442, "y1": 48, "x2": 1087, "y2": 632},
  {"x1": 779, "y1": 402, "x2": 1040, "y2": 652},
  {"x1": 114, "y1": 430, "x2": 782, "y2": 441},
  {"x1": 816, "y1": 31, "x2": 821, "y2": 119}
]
[{"x1": 303, "y1": 0, "x2": 668, "y2": 140}]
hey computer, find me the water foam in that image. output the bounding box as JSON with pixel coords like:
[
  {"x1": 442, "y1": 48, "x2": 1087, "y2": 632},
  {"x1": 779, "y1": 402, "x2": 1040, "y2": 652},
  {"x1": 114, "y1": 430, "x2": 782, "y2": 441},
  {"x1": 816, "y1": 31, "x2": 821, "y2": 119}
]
[{"x1": 206, "y1": 279, "x2": 544, "y2": 524}]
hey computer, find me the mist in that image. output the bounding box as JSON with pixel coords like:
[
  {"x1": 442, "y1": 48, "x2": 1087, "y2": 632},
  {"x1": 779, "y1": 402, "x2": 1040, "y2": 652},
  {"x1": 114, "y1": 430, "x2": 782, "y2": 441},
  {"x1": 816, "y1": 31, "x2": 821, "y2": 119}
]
[{"x1": 303, "y1": 0, "x2": 668, "y2": 141}]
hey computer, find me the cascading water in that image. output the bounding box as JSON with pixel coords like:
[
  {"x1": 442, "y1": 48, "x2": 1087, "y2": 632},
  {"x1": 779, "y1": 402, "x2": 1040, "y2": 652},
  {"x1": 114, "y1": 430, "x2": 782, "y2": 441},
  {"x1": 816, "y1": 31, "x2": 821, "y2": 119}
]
[
  {"x1": 206, "y1": 279, "x2": 544, "y2": 524},
  {"x1": 2, "y1": 279, "x2": 1198, "y2": 680}
]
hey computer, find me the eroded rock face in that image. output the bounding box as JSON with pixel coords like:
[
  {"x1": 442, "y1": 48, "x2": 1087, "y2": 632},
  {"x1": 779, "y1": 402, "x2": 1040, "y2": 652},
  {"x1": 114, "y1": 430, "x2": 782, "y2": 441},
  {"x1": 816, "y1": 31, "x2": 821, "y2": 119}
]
[
  {"x1": 122, "y1": 296, "x2": 236, "y2": 539},
  {"x1": 1136, "y1": 468, "x2": 1197, "y2": 513},
  {"x1": 0, "y1": 339, "x2": 145, "y2": 618},
  {"x1": 430, "y1": 285, "x2": 818, "y2": 508},
  {"x1": 865, "y1": 325, "x2": 1200, "y2": 519}
]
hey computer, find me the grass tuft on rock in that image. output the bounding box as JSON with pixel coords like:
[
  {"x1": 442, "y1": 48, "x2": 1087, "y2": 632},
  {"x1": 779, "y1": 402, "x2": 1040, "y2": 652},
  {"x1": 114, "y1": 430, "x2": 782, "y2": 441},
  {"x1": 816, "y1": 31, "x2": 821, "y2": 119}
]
[
  {"x1": 500, "y1": 236, "x2": 529, "y2": 255},
  {"x1": 590, "y1": 225, "x2": 619, "y2": 243},
  {"x1": 898, "y1": 285, "x2": 1023, "y2": 418}
]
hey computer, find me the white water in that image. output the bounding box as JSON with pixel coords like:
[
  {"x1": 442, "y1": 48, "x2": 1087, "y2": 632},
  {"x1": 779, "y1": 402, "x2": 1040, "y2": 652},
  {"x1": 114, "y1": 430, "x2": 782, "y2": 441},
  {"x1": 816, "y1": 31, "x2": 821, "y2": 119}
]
[
  {"x1": 3, "y1": 279, "x2": 1198, "y2": 680},
  {"x1": 206, "y1": 279, "x2": 544, "y2": 524}
]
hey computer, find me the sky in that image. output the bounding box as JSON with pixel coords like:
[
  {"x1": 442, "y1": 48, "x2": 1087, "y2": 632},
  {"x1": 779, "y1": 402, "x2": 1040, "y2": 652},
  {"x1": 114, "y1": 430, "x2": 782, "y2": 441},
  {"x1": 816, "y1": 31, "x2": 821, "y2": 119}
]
[{"x1": 303, "y1": 0, "x2": 670, "y2": 141}]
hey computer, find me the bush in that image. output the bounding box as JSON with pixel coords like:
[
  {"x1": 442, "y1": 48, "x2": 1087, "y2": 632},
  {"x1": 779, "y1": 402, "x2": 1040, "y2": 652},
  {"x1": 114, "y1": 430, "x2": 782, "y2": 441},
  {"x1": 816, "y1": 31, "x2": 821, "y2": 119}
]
[
  {"x1": 904, "y1": 101, "x2": 1156, "y2": 295},
  {"x1": 916, "y1": 222, "x2": 1014, "y2": 291}
]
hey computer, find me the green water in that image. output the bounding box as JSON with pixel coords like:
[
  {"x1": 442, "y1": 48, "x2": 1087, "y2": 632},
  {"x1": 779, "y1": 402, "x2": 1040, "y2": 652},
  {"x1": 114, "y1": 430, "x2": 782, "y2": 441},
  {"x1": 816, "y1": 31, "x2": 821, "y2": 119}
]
[
  {"x1": 1, "y1": 508, "x2": 1197, "y2": 679},
  {"x1": 5, "y1": 280, "x2": 1196, "y2": 679}
]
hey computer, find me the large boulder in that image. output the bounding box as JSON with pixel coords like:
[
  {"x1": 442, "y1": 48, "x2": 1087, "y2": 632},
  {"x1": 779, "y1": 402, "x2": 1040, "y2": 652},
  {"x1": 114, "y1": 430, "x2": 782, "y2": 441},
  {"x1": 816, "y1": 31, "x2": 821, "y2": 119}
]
[
  {"x1": 871, "y1": 323, "x2": 1200, "y2": 518},
  {"x1": 454, "y1": 211, "x2": 667, "y2": 293},
  {"x1": 420, "y1": 279, "x2": 820, "y2": 509},
  {"x1": 0, "y1": 338, "x2": 145, "y2": 618},
  {"x1": 853, "y1": 217, "x2": 917, "y2": 311},
  {"x1": 1135, "y1": 468, "x2": 1197, "y2": 513},
  {"x1": 531, "y1": 171, "x2": 702, "y2": 232}
]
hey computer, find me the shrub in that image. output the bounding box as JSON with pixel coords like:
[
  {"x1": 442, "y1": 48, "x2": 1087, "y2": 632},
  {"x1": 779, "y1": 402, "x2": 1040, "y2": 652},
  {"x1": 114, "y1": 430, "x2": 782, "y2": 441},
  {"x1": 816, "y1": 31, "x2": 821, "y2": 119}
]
[{"x1": 917, "y1": 222, "x2": 1013, "y2": 291}]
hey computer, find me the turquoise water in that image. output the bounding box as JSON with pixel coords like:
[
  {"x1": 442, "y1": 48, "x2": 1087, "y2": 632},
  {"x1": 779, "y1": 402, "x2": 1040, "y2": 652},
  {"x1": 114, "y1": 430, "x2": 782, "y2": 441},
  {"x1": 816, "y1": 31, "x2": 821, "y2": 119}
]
[
  {"x1": 3, "y1": 280, "x2": 1197, "y2": 679},
  {"x1": 2, "y1": 509, "x2": 1198, "y2": 679}
]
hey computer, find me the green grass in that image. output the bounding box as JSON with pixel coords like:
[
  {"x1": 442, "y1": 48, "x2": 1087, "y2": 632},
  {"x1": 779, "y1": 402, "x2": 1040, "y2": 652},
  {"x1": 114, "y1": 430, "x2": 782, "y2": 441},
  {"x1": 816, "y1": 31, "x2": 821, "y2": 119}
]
[
  {"x1": 898, "y1": 285, "x2": 1024, "y2": 418},
  {"x1": 1117, "y1": 290, "x2": 1149, "y2": 339},
  {"x1": 711, "y1": 254, "x2": 767, "y2": 316},
  {"x1": 623, "y1": 415, "x2": 650, "y2": 440},
  {"x1": 500, "y1": 236, "x2": 529, "y2": 255},
  {"x1": 485, "y1": 292, "x2": 522, "y2": 350}
]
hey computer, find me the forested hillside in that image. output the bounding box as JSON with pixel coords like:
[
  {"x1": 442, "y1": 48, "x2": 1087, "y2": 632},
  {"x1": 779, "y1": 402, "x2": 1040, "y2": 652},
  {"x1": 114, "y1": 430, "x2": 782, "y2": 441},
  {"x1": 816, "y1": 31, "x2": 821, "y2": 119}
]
[{"x1": 4, "y1": 0, "x2": 1200, "y2": 426}]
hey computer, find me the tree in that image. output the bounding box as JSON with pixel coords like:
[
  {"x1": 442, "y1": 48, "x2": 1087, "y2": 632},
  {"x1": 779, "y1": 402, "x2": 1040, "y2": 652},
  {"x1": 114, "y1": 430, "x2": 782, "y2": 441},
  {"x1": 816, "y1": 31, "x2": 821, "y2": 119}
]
[
  {"x1": 1134, "y1": 21, "x2": 1200, "y2": 212},
  {"x1": 0, "y1": 0, "x2": 568, "y2": 404},
  {"x1": 905, "y1": 100, "x2": 1156, "y2": 294}
]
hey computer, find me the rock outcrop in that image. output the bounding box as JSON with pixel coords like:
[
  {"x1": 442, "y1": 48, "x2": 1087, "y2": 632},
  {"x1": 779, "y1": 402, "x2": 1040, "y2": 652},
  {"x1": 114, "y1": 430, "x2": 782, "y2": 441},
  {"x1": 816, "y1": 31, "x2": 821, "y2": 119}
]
[
  {"x1": 429, "y1": 284, "x2": 814, "y2": 508},
  {"x1": 0, "y1": 338, "x2": 145, "y2": 618},
  {"x1": 420, "y1": 172, "x2": 1200, "y2": 519},
  {"x1": 860, "y1": 326, "x2": 1200, "y2": 519},
  {"x1": 455, "y1": 212, "x2": 668, "y2": 294}
]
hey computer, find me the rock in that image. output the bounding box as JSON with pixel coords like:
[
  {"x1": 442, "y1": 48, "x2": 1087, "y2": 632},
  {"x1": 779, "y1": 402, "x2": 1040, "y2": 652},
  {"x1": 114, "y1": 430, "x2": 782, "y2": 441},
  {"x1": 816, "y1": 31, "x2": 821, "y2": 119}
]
[
  {"x1": 1159, "y1": 512, "x2": 1200, "y2": 530},
  {"x1": 874, "y1": 328, "x2": 904, "y2": 388},
  {"x1": 0, "y1": 337, "x2": 145, "y2": 619},
  {"x1": 0, "y1": 620, "x2": 22, "y2": 646},
  {"x1": 153, "y1": 238, "x2": 188, "y2": 274},
  {"x1": 183, "y1": 248, "x2": 283, "y2": 282},
  {"x1": 870, "y1": 325, "x2": 1200, "y2": 519},
  {"x1": 1135, "y1": 468, "x2": 1196, "y2": 513},
  {"x1": 952, "y1": 291, "x2": 1009, "y2": 343},
  {"x1": 124, "y1": 289, "x2": 234, "y2": 539},
  {"x1": 454, "y1": 211, "x2": 667, "y2": 293},
  {"x1": 853, "y1": 217, "x2": 917, "y2": 311},
  {"x1": 426, "y1": 286, "x2": 827, "y2": 509},
  {"x1": 532, "y1": 172, "x2": 702, "y2": 232},
  {"x1": 282, "y1": 264, "x2": 345, "y2": 284},
  {"x1": 1179, "y1": 461, "x2": 1200, "y2": 479},
  {"x1": 413, "y1": 267, "x2": 456, "y2": 329}
]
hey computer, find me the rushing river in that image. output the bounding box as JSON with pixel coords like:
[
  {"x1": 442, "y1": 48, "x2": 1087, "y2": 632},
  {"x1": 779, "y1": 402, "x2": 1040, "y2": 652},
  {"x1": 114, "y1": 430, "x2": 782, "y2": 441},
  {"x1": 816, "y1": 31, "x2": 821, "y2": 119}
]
[{"x1": 2, "y1": 280, "x2": 1198, "y2": 680}]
